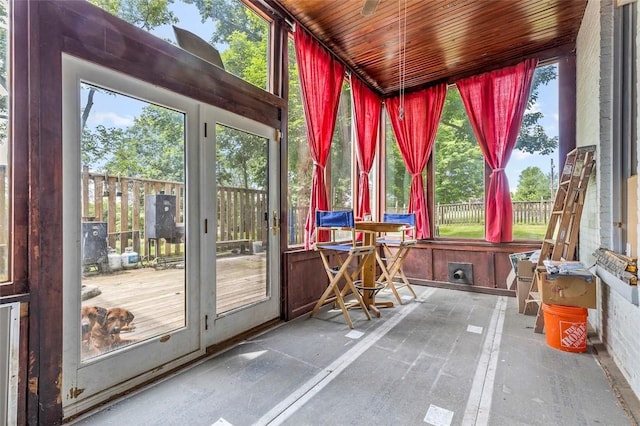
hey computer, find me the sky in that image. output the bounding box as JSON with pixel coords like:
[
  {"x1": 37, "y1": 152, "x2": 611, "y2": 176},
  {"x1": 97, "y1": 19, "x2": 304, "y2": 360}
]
[
  {"x1": 509, "y1": 76, "x2": 559, "y2": 190},
  {"x1": 84, "y1": 0, "x2": 559, "y2": 193}
]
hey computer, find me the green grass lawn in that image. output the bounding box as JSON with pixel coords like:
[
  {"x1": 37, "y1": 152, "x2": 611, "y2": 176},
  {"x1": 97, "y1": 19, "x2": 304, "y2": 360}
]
[{"x1": 436, "y1": 223, "x2": 547, "y2": 240}]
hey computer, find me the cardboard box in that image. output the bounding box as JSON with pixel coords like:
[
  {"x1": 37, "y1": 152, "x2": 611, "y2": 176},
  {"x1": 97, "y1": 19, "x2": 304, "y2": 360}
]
[
  {"x1": 506, "y1": 256, "x2": 537, "y2": 290},
  {"x1": 517, "y1": 259, "x2": 536, "y2": 279},
  {"x1": 506, "y1": 268, "x2": 517, "y2": 290},
  {"x1": 516, "y1": 276, "x2": 533, "y2": 313},
  {"x1": 537, "y1": 271, "x2": 596, "y2": 309}
]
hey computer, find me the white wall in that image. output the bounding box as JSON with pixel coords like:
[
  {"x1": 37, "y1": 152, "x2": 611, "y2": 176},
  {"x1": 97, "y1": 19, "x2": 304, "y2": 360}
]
[{"x1": 577, "y1": 0, "x2": 640, "y2": 399}]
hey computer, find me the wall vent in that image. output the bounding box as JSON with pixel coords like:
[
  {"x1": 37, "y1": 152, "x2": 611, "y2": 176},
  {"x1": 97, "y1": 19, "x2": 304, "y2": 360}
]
[{"x1": 447, "y1": 262, "x2": 474, "y2": 285}]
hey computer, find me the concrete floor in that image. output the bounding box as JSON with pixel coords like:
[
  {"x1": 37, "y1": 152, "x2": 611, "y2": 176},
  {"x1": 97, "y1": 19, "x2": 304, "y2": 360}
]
[{"x1": 72, "y1": 286, "x2": 638, "y2": 426}]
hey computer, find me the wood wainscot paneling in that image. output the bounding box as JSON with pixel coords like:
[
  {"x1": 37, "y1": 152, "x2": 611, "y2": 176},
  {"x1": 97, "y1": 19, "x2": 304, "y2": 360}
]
[
  {"x1": 283, "y1": 240, "x2": 542, "y2": 318},
  {"x1": 282, "y1": 250, "x2": 329, "y2": 320},
  {"x1": 403, "y1": 240, "x2": 542, "y2": 295}
]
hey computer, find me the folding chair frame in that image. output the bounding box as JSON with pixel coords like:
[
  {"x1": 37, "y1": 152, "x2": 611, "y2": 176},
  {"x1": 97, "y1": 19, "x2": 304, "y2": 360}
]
[
  {"x1": 311, "y1": 210, "x2": 376, "y2": 328},
  {"x1": 376, "y1": 213, "x2": 418, "y2": 305}
]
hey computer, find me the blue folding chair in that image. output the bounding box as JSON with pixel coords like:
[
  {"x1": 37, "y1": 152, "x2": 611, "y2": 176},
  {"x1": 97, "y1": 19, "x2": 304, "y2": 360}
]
[
  {"x1": 375, "y1": 213, "x2": 418, "y2": 304},
  {"x1": 311, "y1": 210, "x2": 375, "y2": 328}
]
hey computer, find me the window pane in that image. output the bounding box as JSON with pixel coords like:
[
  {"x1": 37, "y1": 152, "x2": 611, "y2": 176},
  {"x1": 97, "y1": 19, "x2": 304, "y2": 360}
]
[
  {"x1": 384, "y1": 114, "x2": 411, "y2": 214},
  {"x1": 79, "y1": 83, "x2": 187, "y2": 360},
  {"x1": 286, "y1": 37, "x2": 308, "y2": 247},
  {"x1": 215, "y1": 124, "x2": 269, "y2": 314},
  {"x1": 88, "y1": 0, "x2": 271, "y2": 91},
  {"x1": 434, "y1": 86, "x2": 484, "y2": 238},
  {"x1": 0, "y1": 0, "x2": 9, "y2": 282},
  {"x1": 507, "y1": 64, "x2": 558, "y2": 240},
  {"x1": 330, "y1": 82, "x2": 352, "y2": 210}
]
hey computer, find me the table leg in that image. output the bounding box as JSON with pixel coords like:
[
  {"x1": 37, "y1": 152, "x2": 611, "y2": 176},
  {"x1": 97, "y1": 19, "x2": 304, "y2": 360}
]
[{"x1": 361, "y1": 235, "x2": 393, "y2": 312}]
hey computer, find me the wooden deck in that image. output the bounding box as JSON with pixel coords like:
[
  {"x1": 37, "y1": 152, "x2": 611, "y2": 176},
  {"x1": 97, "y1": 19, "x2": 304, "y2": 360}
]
[{"x1": 81, "y1": 253, "x2": 267, "y2": 351}]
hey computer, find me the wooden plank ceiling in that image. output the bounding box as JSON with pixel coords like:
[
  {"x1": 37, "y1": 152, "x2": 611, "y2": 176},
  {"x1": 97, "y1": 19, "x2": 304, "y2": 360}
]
[{"x1": 271, "y1": 0, "x2": 587, "y2": 96}]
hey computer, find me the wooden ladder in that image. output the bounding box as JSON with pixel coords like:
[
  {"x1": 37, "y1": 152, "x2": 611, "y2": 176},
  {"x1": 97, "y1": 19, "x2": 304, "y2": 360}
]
[{"x1": 523, "y1": 145, "x2": 596, "y2": 333}]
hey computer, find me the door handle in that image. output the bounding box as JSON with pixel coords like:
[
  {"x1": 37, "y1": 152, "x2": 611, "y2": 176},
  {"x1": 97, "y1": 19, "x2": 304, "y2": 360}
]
[{"x1": 271, "y1": 210, "x2": 279, "y2": 236}]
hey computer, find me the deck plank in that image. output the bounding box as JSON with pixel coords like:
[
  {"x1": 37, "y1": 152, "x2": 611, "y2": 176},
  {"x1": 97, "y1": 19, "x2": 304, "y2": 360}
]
[{"x1": 81, "y1": 253, "x2": 267, "y2": 348}]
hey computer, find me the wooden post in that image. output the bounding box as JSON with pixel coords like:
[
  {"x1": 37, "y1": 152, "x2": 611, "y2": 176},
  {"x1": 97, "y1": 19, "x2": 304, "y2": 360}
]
[
  {"x1": 120, "y1": 178, "x2": 129, "y2": 251},
  {"x1": 108, "y1": 177, "x2": 117, "y2": 248},
  {"x1": 81, "y1": 165, "x2": 89, "y2": 219},
  {"x1": 132, "y1": 180, "x2": 141, "y2": 255},
  {"x1": 95, "y1": 177, "x2": 104, "y2": 223},
  {"x1": 165, "y1": 183, "x2": 173, "y2": 257}
]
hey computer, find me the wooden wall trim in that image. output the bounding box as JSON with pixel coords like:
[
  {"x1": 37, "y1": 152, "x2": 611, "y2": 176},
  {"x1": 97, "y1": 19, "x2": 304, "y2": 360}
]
[
  {"x1": 28, "y1": 1, "x2": 64, "y2": 423},
  {"x1": 11, "y1": 2, "x2": 30, "y2": 423},
  {"x1": 3, "y1": 0, "x2": 30, "y2": 299},
  {"x1": 415, "y1": 239, "x2": 541, "y2": 252},
  {"x1": 410, "y1": 278, "x2": 515, "y2": 297},
  {"x1": 55, "y1": 1, "x2": 284, "y2": 129},
  {"x1": 559, "y1": 54, "x2": 577, "y2": 163}
]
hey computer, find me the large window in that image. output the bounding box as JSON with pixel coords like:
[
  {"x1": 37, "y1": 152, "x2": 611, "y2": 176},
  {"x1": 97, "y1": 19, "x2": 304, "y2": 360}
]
[
  {"x1": 88, "y1": 0, "x2": 271, "y2": 92},
  {"x1": 286, "y1": 33, "x2": 356, "y2": 246},
  {"x1": 430, "y1": 65, "x2": 559, "y2": 240},
  {"x1": 384, "y1": 65, "x2": 558, "y2": 240}
]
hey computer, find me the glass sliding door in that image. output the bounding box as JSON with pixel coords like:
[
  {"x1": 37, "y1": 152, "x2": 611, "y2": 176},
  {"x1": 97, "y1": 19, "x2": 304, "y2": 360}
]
[
  {"x1": 62, "y1": 56, "x2": 202, "y2": 416},
  {"x1": 201, "y1": 105, "x2": 280, "y2": 344}
]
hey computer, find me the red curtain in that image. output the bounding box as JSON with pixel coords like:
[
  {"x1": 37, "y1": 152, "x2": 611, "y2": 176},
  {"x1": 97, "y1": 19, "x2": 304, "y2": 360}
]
[
  {"x1": 295, "y1": 27, "x2": 345, "y2": 249},
  {"x1": 386, "y1": 84, "x2": 447, "y2": 239},
  {"x1": 351, "y1": 76, "x2": 381, "y2": 219},
  {"x1": 456, "y1": 58, "x2": 538, "y2": 243}
]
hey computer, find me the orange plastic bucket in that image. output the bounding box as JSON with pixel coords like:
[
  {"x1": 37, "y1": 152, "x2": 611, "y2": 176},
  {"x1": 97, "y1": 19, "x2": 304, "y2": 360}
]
[{"x1": 542, "y1": 303, "x2": 588, "y2": 353}]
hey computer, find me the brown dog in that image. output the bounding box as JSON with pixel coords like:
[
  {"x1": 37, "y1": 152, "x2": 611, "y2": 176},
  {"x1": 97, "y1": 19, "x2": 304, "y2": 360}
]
[
  {"x1": 81, "y1": 305, "x2": 107, "y2": 357},
  {"x1": 88, "y1": 307, "x2": 136, "y2": 354}
]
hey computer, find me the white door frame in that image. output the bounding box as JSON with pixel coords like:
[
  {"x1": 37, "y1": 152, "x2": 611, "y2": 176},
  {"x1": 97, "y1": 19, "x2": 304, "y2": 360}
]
[
  {"x1": 61, "y1": 55, "x2": 203, "y2": 417},
  {"x1": 61, "y1": 55, "x2": 282, "y2": 417},
  {"x1": 200, "y1": 104, "x2": 281, "y2": 347}
]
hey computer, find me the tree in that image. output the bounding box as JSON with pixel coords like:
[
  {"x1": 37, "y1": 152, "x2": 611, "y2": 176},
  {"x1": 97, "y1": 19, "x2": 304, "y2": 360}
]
[
  {"x1": 183, "y1": 0, "x2": 271, "y2": 190},
  {"x1": 216, "y1": 125, "x2": 266, "y2": 189},
  {"x1": 82, "y1": 0, "x2": 272, "y2": 191},
  {"x1": 184, "y1": 0, "x2": 263, "y2": 44},
  {"x1": 81, "y1": 124, "x2": 125, "y2": 168},
  {"x1": 83, "y1": 104, "x2": 186, "y2": 181},
  {"x1": 515, "y1": 65, "x2": 558, "y2": 155},
  {"x1": 513, "y1": 166, "x2": 551, "y2": 201},
  {"x1": 412, "y1": 64, "x2": 558, "y2": 205},
  {"x1": 89, "y1": 0, "x2": 177, "y2": 31},
  {"x1": 83, "y1": 0, "x2": 178, "y2": 133},
  {"x1": 434, "y1": 87, "x2": 484, "y2": 204},
  {"x1": 330, "y1": 83, "x2": 352, "y2": 208},
  {"x1": 286, "y1": 39, "x2": 311, "y2": 207},
  {"x1": 385, "y1": 123, "x2": 411, "y2": 210}
]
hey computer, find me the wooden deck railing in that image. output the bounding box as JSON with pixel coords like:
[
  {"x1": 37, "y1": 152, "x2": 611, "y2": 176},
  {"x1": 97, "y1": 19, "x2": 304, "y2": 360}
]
[
  {"x1": 286, "y1": 200, "x2": 553, "y2": 246},
  {"x1": 81, "y1": 167, "x2": 268, "y2": 258},
  {"x1": 81, "y1": 167, "x2": 551, "y2": 252},
  {"x1": 436, "y1": 200, "x2": 552, "y2": 225}
]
